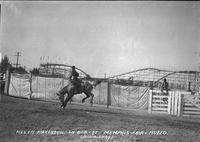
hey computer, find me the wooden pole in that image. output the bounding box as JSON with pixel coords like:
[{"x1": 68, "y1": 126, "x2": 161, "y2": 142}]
[
  {"x1": 168, "y1": 91, "x2": 172, "y2": 115},
  {"x1": 177, "y1": 93, "x2": 183, "y2": 117},
  {"x1": 45, "y1": 77, "x2": 46, "y2": 100},
  {"x1": 171, "y1": 92, "x2": 176, "y2": 116},
  {"x1": 29, "y1": 73, "x2": 32, "y2": 100},
  {"x1": 107, "y1": 82, "x2": 111, "y2": 108},
  {"x1": 174, "y1": 91, "x2": 178, "y2": 116},
  {"x1": 4, "y1": 69, "x2": 11, "y2": 95},
  {"x1": 171, "y1": 92, "x2": 174, "y2": 115},
  {"x1": 148, "y1": 90, "x2": 153, "y2": 114}
]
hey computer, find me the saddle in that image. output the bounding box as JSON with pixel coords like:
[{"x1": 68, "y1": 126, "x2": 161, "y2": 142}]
[{"x1": 70, "y1": 78, "x2": 82, "y2": 94}]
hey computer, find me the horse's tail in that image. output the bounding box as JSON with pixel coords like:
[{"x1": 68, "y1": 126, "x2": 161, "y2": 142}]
[{"x1": 82, "y1": 81, "x2": 93, "y2": 92}]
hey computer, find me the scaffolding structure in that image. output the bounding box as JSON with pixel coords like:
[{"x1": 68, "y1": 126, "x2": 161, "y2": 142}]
[
  {"x1": 38, "y1": 63, "x2": 89, "y2": 79},
  {"x1": 109, "y1": 68, "x2": 200, "y2": 92},
  {"x1": 38, "y1": 63, "x2": 200, "y2": 92}
]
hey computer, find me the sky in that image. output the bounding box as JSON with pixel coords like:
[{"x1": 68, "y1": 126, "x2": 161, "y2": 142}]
[{"x1": 1, "y1": 1, "x2": 200, "y2": 77}]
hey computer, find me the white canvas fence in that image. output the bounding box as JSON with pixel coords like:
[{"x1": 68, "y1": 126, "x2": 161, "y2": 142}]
[
  {"x1": 6, "y1": 72, "x2": 149, "y2": 110},
  {"x1": 7, "y1": 72, "x2": 200, "y2": 116},
  {"x1": 6, "y1": 73, "x2": 112, "y2": 106},
  {"x1": 110, "y1": 84, "x2": 149, "y2": 109},
  {"x1": 31, "y1": 76, "x2": 68, "y2": 100},
  {"x1": 9, "y1": 73, "x2": 31, "y2": 99}
]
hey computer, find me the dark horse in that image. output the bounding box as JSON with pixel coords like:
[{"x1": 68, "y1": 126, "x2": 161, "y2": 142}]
[{"x1": 56, "y1": 79, "x2": 101, "y2": 108}]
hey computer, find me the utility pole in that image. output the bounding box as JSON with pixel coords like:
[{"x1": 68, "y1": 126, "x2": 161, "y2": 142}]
[
  {"x1": 14, "y1": 52, "x2": 21, "y2": 68},
  {"x1": 104, "y1": 73, "x2": 107, "y2": 78}
]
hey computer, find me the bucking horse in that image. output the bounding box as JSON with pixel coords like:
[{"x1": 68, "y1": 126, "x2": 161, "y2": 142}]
[{"x1": 56, "y1": 78, "x2": 101, "y2": 108}]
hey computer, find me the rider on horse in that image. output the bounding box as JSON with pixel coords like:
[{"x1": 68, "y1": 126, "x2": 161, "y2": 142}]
[
  {"x1": 56, "y1": 66, "x2": 101, "y2": 108},
  {"x1": 56, "y1": 66, "x2": 81, "y2": 106},
  {"x1": 69, "y1": 66, "x2": 81, "y2": 92}
]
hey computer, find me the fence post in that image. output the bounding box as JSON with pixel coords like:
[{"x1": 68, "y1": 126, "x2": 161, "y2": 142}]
[
  {"x1": 171, "y1": 91, "x2": 177, "y2": 116},
  {"x1": 29, "y1": 73, "x2": 32, "y2": 100},
  {"x1": 148, "y1": 90, "x2": 153, "y2": 114},
  {"x1": 4, "y1": 69, "x2": 11, "y2": 95},
  {"x1": 177, "y1": 93, "x2": 183, "y2": 117},
  {"x1": 171, "y1": 92, "x2": 175, "y2": 115},
  {"x1": 168, "y1": 92, "x2": 172, "y2": 115},
  {"x1": 107, "y1": 82, "x2": 111, "y2": 108},
  {"x1": 174, "y1": 91, "x2": 178, "y2": 116},
  {"x1": 45, "y1": 77, "x2": 46, "y2": 100}
]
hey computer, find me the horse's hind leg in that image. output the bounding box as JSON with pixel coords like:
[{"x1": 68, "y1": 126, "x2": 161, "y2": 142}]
[
  {"x1": 69, "y1": 94, "x2": 73, "y2": 104},
  {"x1": 82, "y1": 92, "x2": 94, "y2": 107},
  {"x1": 82, "y1": 95, "x2": 90, "y2": 103},
  {"x1": 82, "y1": 93, "x2": 93, "y2": 107},
  {"x1": 90, "y1": 93, "x2": 94, "y2": 107}
]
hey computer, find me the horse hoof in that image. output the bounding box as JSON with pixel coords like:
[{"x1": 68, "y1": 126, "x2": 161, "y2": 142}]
[
  {"x1": 61, "y1": 106, "x2": 65, "y2": 109},
  {"x1": 60, "y1": 104, "x2": 66, "y2": 109}
]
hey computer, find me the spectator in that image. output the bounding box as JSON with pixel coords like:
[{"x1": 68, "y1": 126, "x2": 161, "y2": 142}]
[
  {"x1": 161, "y1": 78, "x2": 169, "y2": 93},
  {"x1": 0, "y1": 72, "x2": 5, "y2": 93}
]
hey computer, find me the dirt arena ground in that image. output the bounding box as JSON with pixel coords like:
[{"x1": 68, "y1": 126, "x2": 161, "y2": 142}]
[{"x1": 0, "y1": 94, "x2": 200, "y2": 142}]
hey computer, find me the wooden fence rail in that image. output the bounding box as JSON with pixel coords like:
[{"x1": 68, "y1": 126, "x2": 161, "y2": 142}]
[{"x1": 148, "y1": 90, "x2": 200, "y2": 117}]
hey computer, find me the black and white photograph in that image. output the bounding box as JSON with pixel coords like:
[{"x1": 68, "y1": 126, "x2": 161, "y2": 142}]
[{"x1": 0, "y1": 1, "x2": 200, "y2": 142}]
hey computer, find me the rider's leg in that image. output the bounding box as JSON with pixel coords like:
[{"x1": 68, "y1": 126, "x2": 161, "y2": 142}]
[{"x1": 73, "y1": 78, "x2": 82, "y2": 93}]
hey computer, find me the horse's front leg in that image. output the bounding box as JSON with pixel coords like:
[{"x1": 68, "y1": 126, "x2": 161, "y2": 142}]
[
  {"x1": 63, "y1": 93, "x2": 74, "y2": 108},
  {"x1": 56, "y1": 92, "x2": 65, "y2": 107},
  {"x1": 57, "y1": 86, "x2": 69, "y2": 106}
]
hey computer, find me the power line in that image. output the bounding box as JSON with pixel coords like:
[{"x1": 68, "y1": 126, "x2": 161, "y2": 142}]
[{"x1": 13, "y1": 52, "x2": 21, "y2": 68}]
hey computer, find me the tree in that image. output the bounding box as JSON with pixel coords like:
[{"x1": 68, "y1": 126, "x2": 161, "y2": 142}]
[
  {"x1": 30, "y1": 68, "x2": 39, "y2": 75},
  {"x1": 12, "y1": 66, "x2": 28, "y2": 74},
  {"x1": 0, "y1": 55, "x2": 12, "y2": 73}
]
